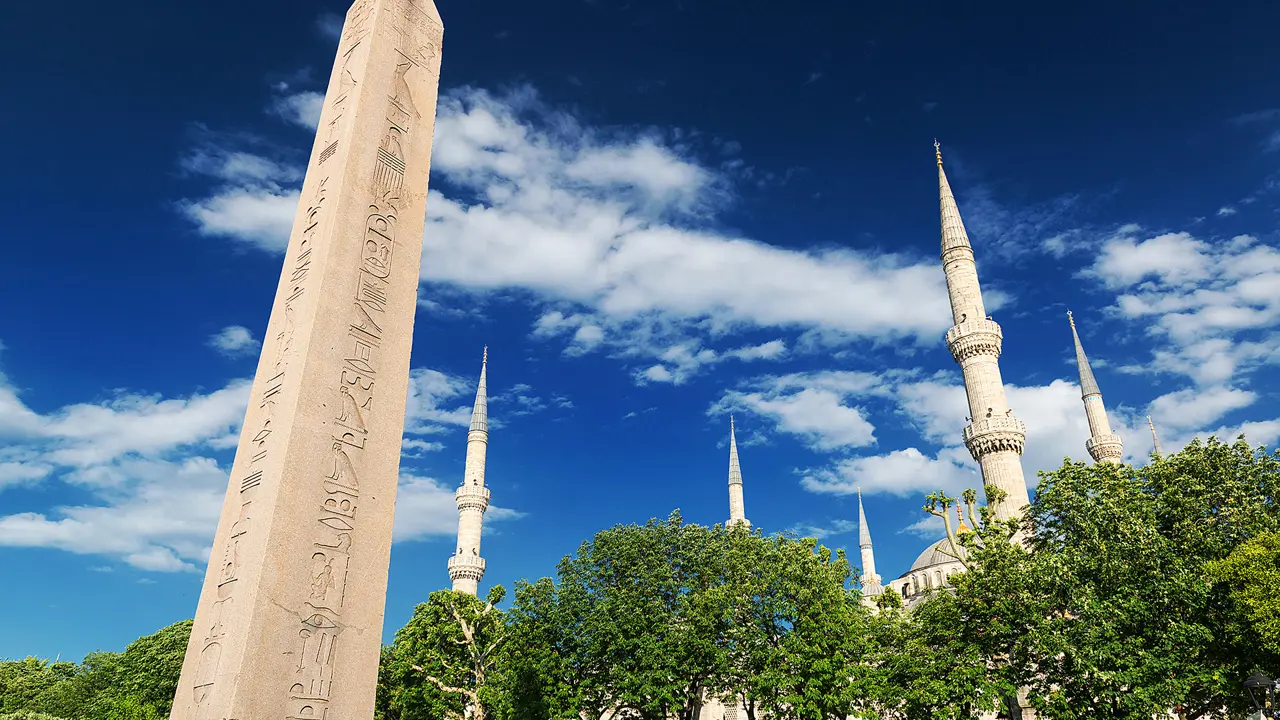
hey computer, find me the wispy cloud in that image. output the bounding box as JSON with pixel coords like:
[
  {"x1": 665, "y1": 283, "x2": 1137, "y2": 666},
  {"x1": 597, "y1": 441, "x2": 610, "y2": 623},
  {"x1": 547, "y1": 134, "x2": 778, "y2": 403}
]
[{"x1": 207, "y1": 325, "x2": 261, "y2": 358}]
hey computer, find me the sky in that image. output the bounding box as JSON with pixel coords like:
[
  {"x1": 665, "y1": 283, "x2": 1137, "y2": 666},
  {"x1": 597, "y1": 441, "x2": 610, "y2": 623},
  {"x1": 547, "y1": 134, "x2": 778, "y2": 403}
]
[{"x1": 2, "y1": 0, "x2": 1279, "y2": 661}]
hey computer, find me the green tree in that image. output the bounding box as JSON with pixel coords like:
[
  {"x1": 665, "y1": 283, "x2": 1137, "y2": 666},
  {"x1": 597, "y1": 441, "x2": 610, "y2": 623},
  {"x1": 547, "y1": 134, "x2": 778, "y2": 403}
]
[
  {"x1": 1211, "y1": 531, "x2": 1280, "y2": 655},
  {"x1": 380, "y1": 587, "x2": 509, "y2": 720},
  {"x1": 716, "y1": 530, "x2": 871, "y2": 720},
  {"x1": 548, "y1": 512, "x2": 728, "y2": 720},
  {"x1": 952, "y1": 437, "x2": 1280, "y2": 720},
  {"x1": 111, "y1": 619, "x2": 190, "y2": 715}
]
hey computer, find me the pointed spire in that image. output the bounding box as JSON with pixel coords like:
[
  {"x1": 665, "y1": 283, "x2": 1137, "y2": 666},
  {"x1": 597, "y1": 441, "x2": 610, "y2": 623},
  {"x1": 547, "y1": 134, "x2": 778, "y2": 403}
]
[
  {"x1": 469, "y1": 347, "x2": 488, "y2": 434},
  {"x1": 1068, "y1": 311, "x2": 1102, "y2": 399},
  {"x1": 1148, "y1": 416, "x2": 1164, "y2": 458},
  {"x1": 857, "y1": 488, "x2": 873, "y2": 549},
  {"x1": 728, "y1": 416, "x2": 742, "y2": 487},
  {"x1": 936, "y1": 141, "x2": 972, "y2": 255}
]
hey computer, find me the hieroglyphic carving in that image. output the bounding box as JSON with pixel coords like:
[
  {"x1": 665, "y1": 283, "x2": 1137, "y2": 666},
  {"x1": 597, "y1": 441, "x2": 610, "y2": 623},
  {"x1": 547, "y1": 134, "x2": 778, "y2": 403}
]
[
  {"x1": 193, "y1": 94, "x2": 339, "y2": 720},
  {"x1": 395, "y1": 0, "x2": 443, "y2": 76},
  {"x1": 284, "y1": 4, "x2": 431, "y2": 710}
]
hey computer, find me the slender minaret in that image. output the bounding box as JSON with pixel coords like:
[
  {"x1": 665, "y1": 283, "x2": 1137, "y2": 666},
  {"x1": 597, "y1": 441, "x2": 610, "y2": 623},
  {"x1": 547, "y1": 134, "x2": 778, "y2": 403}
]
[
  {"x1": 727, "y1": 417, "x2": 750, "y2": 528},
  {"x1": 448, "y1": 348, "x2": 491, "y2": 595},
  {"x1": 857, "y1": 489, "x2": 882, "y2": 596},
  {"x1": 936, "y1": 142, "x2": 1030, "y2": 522},
  {"x1": 1148, "y1": 416, "x2": 1164, "y2": 458},
  {"x1": 1068, "y1": 311, "x2": 1123, "y2": 464}
]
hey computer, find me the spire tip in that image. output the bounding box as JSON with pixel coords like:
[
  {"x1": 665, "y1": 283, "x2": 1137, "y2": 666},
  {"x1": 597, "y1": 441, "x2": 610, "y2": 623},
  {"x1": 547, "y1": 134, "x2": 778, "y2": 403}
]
[
  {"x1": 482, "y1": 345, "x2": 488, "y2": 365},
  {"x1": 934, "y1": 139, "x2": 943, "y2": 166}
]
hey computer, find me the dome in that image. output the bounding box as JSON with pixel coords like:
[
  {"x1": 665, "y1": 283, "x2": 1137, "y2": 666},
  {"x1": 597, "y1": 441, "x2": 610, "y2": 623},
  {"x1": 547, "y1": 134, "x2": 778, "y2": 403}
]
[{"x1": 908, "y1": 536, "x2": 967, "y2": 572}]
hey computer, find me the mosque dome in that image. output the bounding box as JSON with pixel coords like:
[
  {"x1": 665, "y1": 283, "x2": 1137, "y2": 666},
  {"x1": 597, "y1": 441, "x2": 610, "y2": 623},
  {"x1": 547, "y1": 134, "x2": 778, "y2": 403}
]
[{"x1": 909, "y1": 537, "x2": 967, "y2": 572}]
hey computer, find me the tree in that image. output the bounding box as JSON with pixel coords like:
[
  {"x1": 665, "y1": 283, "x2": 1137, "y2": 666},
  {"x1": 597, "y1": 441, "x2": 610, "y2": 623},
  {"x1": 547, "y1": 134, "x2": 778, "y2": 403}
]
[
  {"x1": 715, "y1": 530, "x2": 872, "y2": 720},
  {"x1": 546, "y1": 512, "x2": 728, "y2": 720},
  {"x1": 1210, "y1": 531, "x2": 1280, "y2": 656},
  {"x1": 380, "y1": 587, "x2": 509, "y2": 720},
  {"x1": 951, "y1": 437, "x2": 1280, "y2": 720},
  {"x1": 111, "y1": 619, "x2": 190, "y2": 715}
]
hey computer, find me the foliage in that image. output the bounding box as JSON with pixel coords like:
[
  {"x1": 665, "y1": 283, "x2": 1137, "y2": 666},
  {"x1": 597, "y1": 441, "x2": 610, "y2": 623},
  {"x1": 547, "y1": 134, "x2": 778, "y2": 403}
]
[
  {"x1": 380, "y1": 587, "x2": 509, "y2": 720},
  {"x1": 0, "y1": 620, "x2": 188, "y2": 720},
  {"x1": 1211, "y1": 531, "x2": 1280, "y2": 656},
  {"x1": 949, "y1": 437, "x2": 1280, "y2": 720},
  {"x1": 7, "y1": 437, "x2": 1280, "y2": 720}
]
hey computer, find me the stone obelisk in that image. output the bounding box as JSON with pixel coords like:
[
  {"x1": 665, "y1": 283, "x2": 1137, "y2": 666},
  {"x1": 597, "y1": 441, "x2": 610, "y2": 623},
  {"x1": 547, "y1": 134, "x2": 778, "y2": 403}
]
[{"x1": 171, "y1": 2, "x2": 442, "y2": 718}]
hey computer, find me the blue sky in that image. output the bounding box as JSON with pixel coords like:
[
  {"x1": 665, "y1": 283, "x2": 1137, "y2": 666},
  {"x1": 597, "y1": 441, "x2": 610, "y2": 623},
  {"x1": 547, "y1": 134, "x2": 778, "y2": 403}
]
[{"x1": 2, "y1": 0, "x2": 1280, "y2": 660}]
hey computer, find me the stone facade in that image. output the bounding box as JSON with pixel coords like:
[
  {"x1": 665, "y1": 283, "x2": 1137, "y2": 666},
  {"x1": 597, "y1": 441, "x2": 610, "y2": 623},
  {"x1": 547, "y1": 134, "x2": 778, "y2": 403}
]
[
  {"x1": 450, "y1": 351, "x2": 490, "y2": 595},
  {"x1": 937, "y1": 142, "x2": 1030, "y2": 522},
  {"x1": 727, "y1": 418, "x2": 750, "y2": 529},
  {"x1": 1069, "y1": 312, "x2": 1123, "y2": 464},
  {"x1": 171, "y1": 1, "x2": 444, "y2": 717}
]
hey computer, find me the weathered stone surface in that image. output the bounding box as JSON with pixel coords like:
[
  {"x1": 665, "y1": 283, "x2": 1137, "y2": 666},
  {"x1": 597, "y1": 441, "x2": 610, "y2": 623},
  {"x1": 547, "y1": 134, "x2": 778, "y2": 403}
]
[
  {"x1": 170, "y1": 2, "x2": 442, "y2": 717},
  {"x1": 936, "y1": 143, "x2": 1030, "y2": 522}
]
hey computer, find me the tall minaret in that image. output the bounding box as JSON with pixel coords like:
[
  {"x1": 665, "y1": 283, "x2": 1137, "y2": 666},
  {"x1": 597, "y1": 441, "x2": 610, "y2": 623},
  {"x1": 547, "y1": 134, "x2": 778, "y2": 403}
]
[
  {"x1": 936, "y1": 142, "x2": 1030, "y2": 521},
  {"x1": 727, "y1": 417, "x2": 750, "y2": 528},
  {"x1": 857, "y1": 489, "x2": 882, "y2": 597},
  {"x1": 448, "y1": 348, "x2": 491, "y2": 595},
  {"x1": 1148, "y1": 416, "x2": 1164, "y2": 458},
  {"x1": 1068, "y1": 311, "x2": 1123, "y2": 464}
]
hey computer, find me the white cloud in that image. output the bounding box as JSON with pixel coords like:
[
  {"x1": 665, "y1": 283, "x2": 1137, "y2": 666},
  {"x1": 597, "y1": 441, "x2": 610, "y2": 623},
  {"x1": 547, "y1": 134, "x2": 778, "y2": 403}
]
[
  {"x1": 404, "y1": 368, "x2": 475, "y2": 434},
  {"x1": 725, "y1": 371, "x2": 1151, "y2": 498},
  {"x1": 270, "y1": 89, "x2": 324, "y2": 130},
  {"x1": 898, "y1": 514, "x2": 945, "y2": 538},
  {"x1": 401, "y1": 438, "x2": 445, "y2": 456},
  {"x1": 208, "y1": 325, "x2": 261, "y2": 358},
  {"x1": 711, "y1": 371, "x2": 888, "y2": 450},
  {"x1": 0, "y1": 457, "x2": 228, "y2": 572},
  {"x1": 1218, "y1": 206, "x2": 1238, "y2": 217},
  {"x1": 0, "y1": 350, "x2": 520, "y2": 570},
  {"x1": 788, "y1": 518, "x2": 858, "y2": 540},
  {"x1": 0, "y1": 461, "x2": 53, "y2": 489},
  {"x1": 802, "y1": 446, "x2": 979, "y2": 497},
  {"x1": 1148, "y1": 386, "x2": 1257, "y2": 430},
  {"x1": 178, "y1": 140, "x2": 302, "y2": 253},
  {"x1": 393, "y1": 473, "x2": 523, "y2": 543},
  {"x1": 181, "y1": 86, "x2": 961, "y2": 385}
]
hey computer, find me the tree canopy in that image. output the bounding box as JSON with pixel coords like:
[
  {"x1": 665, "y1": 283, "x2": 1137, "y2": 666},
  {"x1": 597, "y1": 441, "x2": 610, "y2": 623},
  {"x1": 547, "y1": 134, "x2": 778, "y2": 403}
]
[{"x1": 5, "y1": 436, "x2": 1279, "y2": 720}]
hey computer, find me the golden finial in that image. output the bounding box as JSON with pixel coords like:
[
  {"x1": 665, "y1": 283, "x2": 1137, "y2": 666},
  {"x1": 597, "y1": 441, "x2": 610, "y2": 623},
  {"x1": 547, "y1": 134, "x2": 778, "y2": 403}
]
[
  {"x1": 955, "y1": 504, "x2": 969, "y2": 533},
  {"x1": 1067, "y1": 309, "x2": 1075, "y2": 330},
  {"x1": 934, "y1": 139, "x2": 943, "y2": 166},
  {"x1": 730, "y1": 415, "x2": 735, "y2": 431},
  {"x1": 482, "y1": 346, "x2": 488, "y2": 365}
]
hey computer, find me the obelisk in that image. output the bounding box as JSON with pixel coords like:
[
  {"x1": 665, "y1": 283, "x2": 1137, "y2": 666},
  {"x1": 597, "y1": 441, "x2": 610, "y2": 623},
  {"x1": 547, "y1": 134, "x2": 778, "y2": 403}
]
[{"x1": 171, "y1": 2, "x2": 442, "y2": 718}]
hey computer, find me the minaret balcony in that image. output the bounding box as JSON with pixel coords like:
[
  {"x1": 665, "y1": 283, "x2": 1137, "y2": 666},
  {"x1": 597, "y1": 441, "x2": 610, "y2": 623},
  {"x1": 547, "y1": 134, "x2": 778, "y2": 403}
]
[
  {"x1": 726, "y1": 518, "x2": 752, "y2": 529},
  {"x1": 455, "y1": 484, "x2": 491, "y2": 512},
  {"x1": 1086, "y1": 433, "x2": 1124, "y2": 461},
  {"x1": 962, "y1": 415, "x2": 1026, "y2": 460},
  {"x1": 945, "y1": 318, "x2": 1004, "y2": 363},
  {"x1": 447, "y1": 553, "x2": 486, "y2": 581}
]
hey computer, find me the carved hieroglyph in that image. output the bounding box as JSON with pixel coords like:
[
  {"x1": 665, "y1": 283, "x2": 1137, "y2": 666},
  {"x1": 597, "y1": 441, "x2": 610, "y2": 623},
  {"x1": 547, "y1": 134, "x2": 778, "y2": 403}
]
[{"x1": 170, "y1": 2, "x2": 442, "y2": 718}]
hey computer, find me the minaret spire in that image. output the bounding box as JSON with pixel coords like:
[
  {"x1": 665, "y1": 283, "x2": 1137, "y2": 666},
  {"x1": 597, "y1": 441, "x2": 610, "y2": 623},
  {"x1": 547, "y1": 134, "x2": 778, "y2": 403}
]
[
  {"x1": 936, "y1": 143, "x2": 1030, "y2": 521},
  {"x1": 726, "y1": 416, "x2": 750, "y2": 528},
  {"x1": 857, "y1": 489, "x2": 881, "y2": 599},
  {"x1": 448, "y1": 348, "x2": 492, "y2": 595},
  {"x1": 1067, "y1": 311, "x2": 1123, "y2": 464},
  {"x1": 1148, "y1": 416, "x2": 1164, "y2": 458}
]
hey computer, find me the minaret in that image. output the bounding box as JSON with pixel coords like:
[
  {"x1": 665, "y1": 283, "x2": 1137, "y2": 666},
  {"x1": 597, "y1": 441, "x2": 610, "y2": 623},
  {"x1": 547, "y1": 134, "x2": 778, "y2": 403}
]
[
  {"x1": 1148, "y1": 416, "x2": 1164, "y2": 458},
  {"x1": 857, "y1": 489, "x2": 882, "y2": 596},
  {"x1": 1068, "y1": 311, "x2": 1123, "y2": 464},
  {"x1": 936, "y1": 142, "x2": 1030, "y2": 522},
  {"x1": 727, "y1": 417, "x2": 750, "y2": 528},
  {"x1": 448, "y1": 348, "x2": 491, "y2": 595}
]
